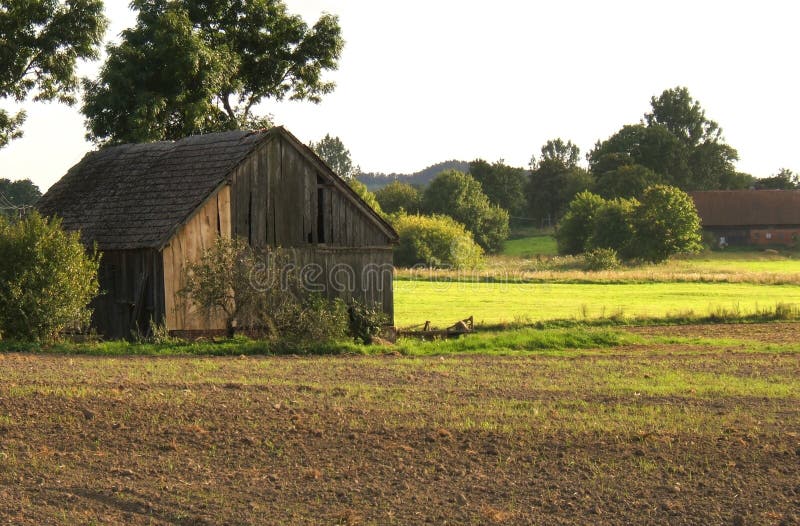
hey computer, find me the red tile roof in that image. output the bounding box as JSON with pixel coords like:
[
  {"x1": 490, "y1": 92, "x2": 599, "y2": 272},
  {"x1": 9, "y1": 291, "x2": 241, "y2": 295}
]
[{"x1": 690, "y1": 190, "x2": 800, "y2": 227}]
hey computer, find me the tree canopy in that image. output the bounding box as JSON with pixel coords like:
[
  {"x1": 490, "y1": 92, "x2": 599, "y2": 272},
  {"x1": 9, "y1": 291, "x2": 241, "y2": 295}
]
[
  {"x1": 374, "y1": 181, "x2": 421, "y2": 214},
  {"x1": 0, "y1": 178, "x2": 41, "y2": 216},
  {"x1": 0, "y1": 0, "x2": 107, "y2": 148},
  {"x1": 310, "y1": 134, "x2": 360, "y2": 180},
  {"x1": 82, "y1": 0, "x2": 343, "y2": 144},
  {"x1": 527, "y1": 139, "x2": 592, "y2": 225},
  {"x1": 589, "y1": 87, "x2": 745, "y2": 192},
  {"x1": 754, "y1": 168, "x2": 799, "y2": 190},
  {"x1": 469, "y1": 159, "x2": 528, "y2": 217},
  {"x1": 422, "y1": 170, "x2": 509, "y2": 253}
]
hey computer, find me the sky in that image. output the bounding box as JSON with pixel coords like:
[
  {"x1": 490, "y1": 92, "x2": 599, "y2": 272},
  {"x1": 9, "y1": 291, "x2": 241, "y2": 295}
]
[{"x1": 2, "y1": 0, "x2": 800, "y2": 192}]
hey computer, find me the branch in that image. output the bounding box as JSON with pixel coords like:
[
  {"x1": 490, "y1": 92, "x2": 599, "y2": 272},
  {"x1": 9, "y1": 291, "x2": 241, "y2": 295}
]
[{"x1": 220, "y1": 93, "x2": 237, "y2": 123}]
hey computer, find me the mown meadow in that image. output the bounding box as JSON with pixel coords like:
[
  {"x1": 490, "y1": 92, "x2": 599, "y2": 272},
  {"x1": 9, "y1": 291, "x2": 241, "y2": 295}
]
[{"x1": 395, "y1": 238, "x2": 800, "y2": 328}]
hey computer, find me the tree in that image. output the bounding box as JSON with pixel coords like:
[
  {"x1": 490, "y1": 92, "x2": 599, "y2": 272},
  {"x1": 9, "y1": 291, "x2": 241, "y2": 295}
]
[
  {"x1": 0, "y1": 212, "x2": 100, "y2": 341},
  {"x1": 0, "y1": 0, "x2": 107, "y2": 148},
  {"x1": 589, "y1": 87, "x2": 740, "y2": 192},
  {"x1": 392, "y1": 213, "x2": 483, "y2": 269},
  {"x1": 527, "y1": 139, "x2": 593, "y2": 225},
  {"x1": 754, "y1": 168, "x2": 799, "y2": 190},
  {"x1": 469, "y1": 159, "x2": 528, "y2": 217},
  {"x1": 310, "y1": 134, "x2": 360, "y2": 180},
  {"x1": 593, "y1": 164, "x2": 662, "y2": 199},
  {"x1": 374, "y1": 181, "x2": 421, "y2": 214},
  {"x1": 422, "y1": 170, "x2": 509, "y2": 253},
  {"x1": 632, "y1": 185, "x2": 703, "y2": 263},
  {"x1": 347, "y1": 178, "x2": 383, "y2": 216},
  {"x1": 538, "y1": 138, "x2": 580, "y2": 167},
  {"x1": 645, "y1": 86, "x2": 722, "y2": 146},
  {"x1": 0, "y1": 178, "x2": 41, "y2": 216},
  {"x1": 554, "y1": 191, "x2": 605, "y2": 255},
  {"x1": 82, "y1": 0, "x2": 343, "y2": 144}
]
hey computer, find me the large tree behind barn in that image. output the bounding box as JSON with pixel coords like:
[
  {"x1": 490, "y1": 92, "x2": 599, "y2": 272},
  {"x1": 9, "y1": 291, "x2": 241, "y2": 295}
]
[{"x1": 37, "y1": 127, "x2": 398, "y2": 339}]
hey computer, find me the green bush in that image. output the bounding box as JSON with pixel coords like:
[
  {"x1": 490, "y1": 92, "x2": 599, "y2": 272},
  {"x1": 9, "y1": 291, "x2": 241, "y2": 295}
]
[
  {"x1": 182, "y1": 237, "x2": 350, "y2": 342},
  {"x1": 0, "y1": 212, "x2": 100, "y2": 341},
  {"x1": 632, "y1": 185, "x2": 703, "y2": 263},
  {"x1": 392, "y1": 213, "x2": 483, "y2": 269},
  {"x1": 557, "y1": 186, "x2": 702, "y2": 263},
  {"x1": 588, "y1": 197, "x2": 638, "y2": 258},
  {"x1": 555, "y1": 191, "x2": 606, "y2": 255},
  {"x1": 583, "y1": 248, "x2": 621, "y2": 271},
  {"x1": 292, "y1": 294, "x2": 349, "y2": 343},
  {"x1": 348, "y1": 300, "x2": 389, "y2": 344}
]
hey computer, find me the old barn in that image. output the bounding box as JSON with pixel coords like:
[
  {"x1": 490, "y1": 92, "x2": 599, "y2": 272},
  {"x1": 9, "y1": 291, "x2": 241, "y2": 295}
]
[
  {"x1": 690, "y1": 190, "x2": 800, "y2": 247},
  {"x1": 37, "y1": 127, "x2": 398, "y2": 339}
]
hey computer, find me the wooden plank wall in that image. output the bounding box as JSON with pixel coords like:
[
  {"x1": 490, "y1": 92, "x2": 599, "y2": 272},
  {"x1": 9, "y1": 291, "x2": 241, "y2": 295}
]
[
  {"x1": 230, "y1": 135, "x2": 391, "y2": 248},
  {"x1": 93, "y1": 249, "x2": 164, "y2": 339},
  {"x1": 162, "y1": 186, "x2": 232, "y2": 331},
  {"x1": 287, "y1": 247, "x2": 395, "y2": 324},
  {"x1": 223, "y1": 134, "x2": 397, "y2": 323}
]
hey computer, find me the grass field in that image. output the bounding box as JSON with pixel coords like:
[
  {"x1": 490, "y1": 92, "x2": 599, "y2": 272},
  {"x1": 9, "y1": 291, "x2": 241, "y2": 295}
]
[
  {"x1": 395, "y1": 280, "x2": 800, "y2": 327},
  {"x1": 1, "y1": 323, "x2": 798, "y2": 524},
  {"x1": 501, "y1": 234, "x2": 558, "y2": 257}
]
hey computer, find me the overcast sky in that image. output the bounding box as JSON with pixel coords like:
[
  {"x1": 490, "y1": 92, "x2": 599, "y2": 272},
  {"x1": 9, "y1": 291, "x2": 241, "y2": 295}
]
[{"x1": 2, "y1": 0, "x2": 799, "y2": 192}]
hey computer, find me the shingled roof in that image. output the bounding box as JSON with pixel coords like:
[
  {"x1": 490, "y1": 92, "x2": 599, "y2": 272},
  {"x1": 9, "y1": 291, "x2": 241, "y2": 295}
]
[
  {"x1": 38, "y1": 127, "x2": 396, "y2": 250},
  {"x1": 690, "y1": 190, "x2": 800, "y2": 227}
]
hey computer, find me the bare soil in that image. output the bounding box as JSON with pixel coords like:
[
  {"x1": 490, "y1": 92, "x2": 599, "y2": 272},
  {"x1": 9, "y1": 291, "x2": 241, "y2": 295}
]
[{"x1": 1, "y1": 325, "x2": 799, "y2": 525}]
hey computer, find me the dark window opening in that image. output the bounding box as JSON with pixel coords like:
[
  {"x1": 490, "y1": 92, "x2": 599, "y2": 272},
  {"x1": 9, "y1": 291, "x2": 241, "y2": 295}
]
[
  {"x1": 216, "y1": 208, "x2": 221, "y2": 234},
  {"x1": 317, "y1": 187, "x2": 326, "y2": 243}
]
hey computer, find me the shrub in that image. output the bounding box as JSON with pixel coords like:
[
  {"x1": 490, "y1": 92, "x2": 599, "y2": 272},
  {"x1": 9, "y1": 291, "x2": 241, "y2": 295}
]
[
  {"x1": 632, "y1": 185, "x2": 703, "y2": 263},
  {"x1": 291, "y1": 295, "x2": 349, "y2": 343},
  {"x1": 555, "y1": 191, "x2": 606, "y2": 255},
  {"x1": 392, "y1": 213, "x2": 483, "y2": 269},
  {"x1": 583, "y1": 248, "x2": 621, "y2": 271},
  {"x1": 588, "y1": 197, "x2": 638, "y2": 258},
  {"x1": 348, "y1": 300, "x2": 389, "y2": 344},
  {"x1": 375, "y1": 181, "x2": 421, "y2": 214},
  {"x1": 0, "y1": 212, "x2": 100, "y2": 341},
  {"x1": 181, "y1": 236, "x2": 349, "y2": 342}
]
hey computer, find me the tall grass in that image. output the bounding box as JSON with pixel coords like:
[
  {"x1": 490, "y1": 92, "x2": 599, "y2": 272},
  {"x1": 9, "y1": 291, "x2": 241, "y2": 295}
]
[{"x1": 396, "y1": 260, "x2": 800, "y2": 285}]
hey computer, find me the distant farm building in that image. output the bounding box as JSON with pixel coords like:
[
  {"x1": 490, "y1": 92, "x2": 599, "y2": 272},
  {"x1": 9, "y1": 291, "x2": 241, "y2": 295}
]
[
  {"x1": 690, "y1": 190, "x2": 800, "y2": 247},
  {"x1": 37, "y1": 127, "x2": 398, "y2": 339}
]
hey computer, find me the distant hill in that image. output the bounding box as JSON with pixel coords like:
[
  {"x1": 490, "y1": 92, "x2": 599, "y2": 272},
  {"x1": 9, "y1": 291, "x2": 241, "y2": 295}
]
[{"x1": 358, "y1": 160, "x2": 470, "y2": 191}]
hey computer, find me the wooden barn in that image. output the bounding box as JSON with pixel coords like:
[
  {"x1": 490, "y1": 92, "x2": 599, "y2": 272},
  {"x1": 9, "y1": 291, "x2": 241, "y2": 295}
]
[
  {"x1": 37, "y1": 127, "x2": 398, "y2": 339},
  {"x1": 690, "y1": 190, "x2": 800, "y2": 247}
]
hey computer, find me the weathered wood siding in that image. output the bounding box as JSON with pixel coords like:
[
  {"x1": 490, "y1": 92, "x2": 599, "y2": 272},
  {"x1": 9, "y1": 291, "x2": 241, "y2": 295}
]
[
  {"x1": 287, "y1": 247, "x2": 395, "y2": 323},
  {"x1": 93, "y1": 249, "x2": 165, "y2": 339},
  {"x1": 162, "y1": 185, "x2": 232, "y2": 331},
  {"x1": 230, "y1": 135, "x2": 392, "y2": 248},
  {"x1": 226, "y1": 134, "x2": 396, "y2": 322}
]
